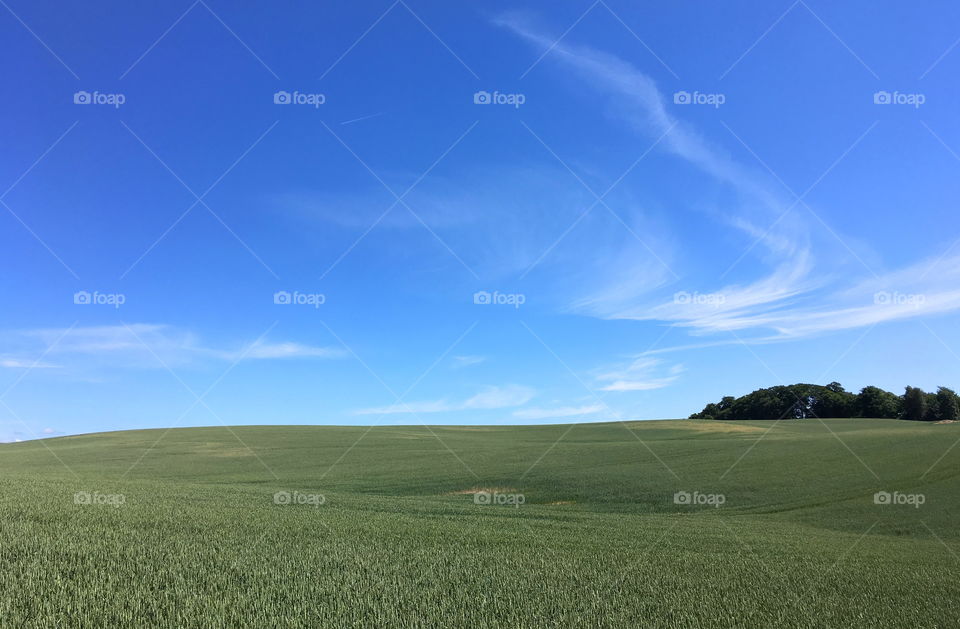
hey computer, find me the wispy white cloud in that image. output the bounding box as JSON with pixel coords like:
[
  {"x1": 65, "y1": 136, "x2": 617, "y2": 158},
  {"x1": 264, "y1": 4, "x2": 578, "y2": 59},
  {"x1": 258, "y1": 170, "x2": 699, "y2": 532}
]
[
  {"x1": 237, "y1": 341, "x2": 345, "y2": 360},
  {"x1": 634, "y1": 253, "x2": 960, "y2": 341},
  {"x1": 594, "y1": 357, "x2": 683, "y2": 392},
  {"x1": 496, "y1": 14, "x2": 814, "y2": 324},
  {"x1": 463, "y1": 385, "x2": 535, "y2": 409},
  {"x1": 496, "y1": 13, "x2": 787, "y2": 213},
  {"x1": 355, "y1": 384, "x2": 535, "y2": 416},
  {"x1": 279, "y1": 162, "x2": 610, "y2": 282},
  {"x1": 451, "y1": 355, "x2": 486, "y2": 368},
  {"x1": 0, "y1": 357, "x2": 59, "y2": 369},
  {"x1": 498, "y1": 15, "x2": 960, "y2": 342},
  {"x1": 5, "y1": 324, "x2": 343, "y2": 370}
]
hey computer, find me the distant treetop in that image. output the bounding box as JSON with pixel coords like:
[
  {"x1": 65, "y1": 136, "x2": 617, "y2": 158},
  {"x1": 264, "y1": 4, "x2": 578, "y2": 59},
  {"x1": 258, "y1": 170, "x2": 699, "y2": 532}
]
[{"x1": 690, "y1": 383, "x2": 959, "y2": 422}]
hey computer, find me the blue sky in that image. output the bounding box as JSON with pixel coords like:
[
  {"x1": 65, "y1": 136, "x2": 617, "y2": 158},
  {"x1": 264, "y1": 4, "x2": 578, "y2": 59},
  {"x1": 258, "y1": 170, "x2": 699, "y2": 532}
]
[{"x1": 2, "y1": 0, "x2": 960, "y2": 440}]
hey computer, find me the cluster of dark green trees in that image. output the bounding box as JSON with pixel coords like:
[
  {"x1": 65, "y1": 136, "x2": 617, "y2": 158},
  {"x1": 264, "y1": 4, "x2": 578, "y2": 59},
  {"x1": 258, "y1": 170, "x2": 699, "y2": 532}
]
[{"x1": 690, "y1": 382, "x2": 960, "y2": 422}]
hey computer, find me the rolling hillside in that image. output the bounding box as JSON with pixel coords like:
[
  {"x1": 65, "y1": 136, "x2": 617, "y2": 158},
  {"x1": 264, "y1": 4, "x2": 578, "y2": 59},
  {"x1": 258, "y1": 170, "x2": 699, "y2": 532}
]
[{"x1": 2, "y1": 419, "x2": 958, "y2": 627}]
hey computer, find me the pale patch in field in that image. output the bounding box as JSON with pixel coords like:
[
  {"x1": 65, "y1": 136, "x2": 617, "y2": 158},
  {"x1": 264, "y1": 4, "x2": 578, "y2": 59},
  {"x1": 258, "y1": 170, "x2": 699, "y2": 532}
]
[
  {"x1": 545, "y1": 501, "x2": 575, "y2": 505},
  {"x1": 623, "y1": 421, "x2": 767, "y2": 434},
  {"x1": 449, "y1": 487, "x2": 519, "y2": 495},
  {"x1": 388, "y1": 432, "x2": 430, "y2": 439},
  {"x1": 190, "y1": 443, "x2": 255, "y2": 458}
]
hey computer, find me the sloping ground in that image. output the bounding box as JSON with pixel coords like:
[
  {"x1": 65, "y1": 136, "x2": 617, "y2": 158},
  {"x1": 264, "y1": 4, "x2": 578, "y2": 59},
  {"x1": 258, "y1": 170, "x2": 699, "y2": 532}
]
[{"x1": 1, "y1": 419, "x2": 958, "y2": 627}]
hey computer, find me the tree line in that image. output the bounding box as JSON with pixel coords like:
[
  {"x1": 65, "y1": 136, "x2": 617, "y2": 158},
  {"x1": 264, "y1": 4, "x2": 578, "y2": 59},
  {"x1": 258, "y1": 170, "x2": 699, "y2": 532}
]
[{"x1": 689, "y1": 382, "x2": 960, "y2": 422}]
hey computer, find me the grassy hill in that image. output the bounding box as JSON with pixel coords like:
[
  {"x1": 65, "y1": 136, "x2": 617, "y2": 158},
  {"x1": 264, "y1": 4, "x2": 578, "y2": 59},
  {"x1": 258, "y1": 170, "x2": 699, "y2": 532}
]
[{"x1": 2, "y1": 419, "x2": 958, "y2": 627}]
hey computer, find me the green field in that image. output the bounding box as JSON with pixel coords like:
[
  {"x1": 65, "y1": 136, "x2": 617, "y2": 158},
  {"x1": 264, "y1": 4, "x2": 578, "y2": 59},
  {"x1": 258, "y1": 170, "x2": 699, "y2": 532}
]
[{"x1": 2, "y1": 419, "x2": 958, "y2": 627}]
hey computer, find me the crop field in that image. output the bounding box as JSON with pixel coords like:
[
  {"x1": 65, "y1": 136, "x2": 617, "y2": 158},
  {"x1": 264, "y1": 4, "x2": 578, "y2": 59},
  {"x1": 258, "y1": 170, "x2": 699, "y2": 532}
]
[{"x1": 1, "y1": 419, "x2": 959, "y2": 627}]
